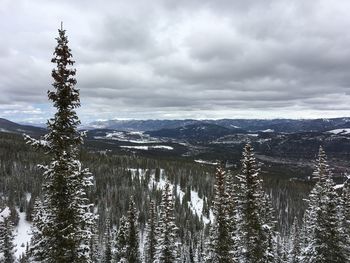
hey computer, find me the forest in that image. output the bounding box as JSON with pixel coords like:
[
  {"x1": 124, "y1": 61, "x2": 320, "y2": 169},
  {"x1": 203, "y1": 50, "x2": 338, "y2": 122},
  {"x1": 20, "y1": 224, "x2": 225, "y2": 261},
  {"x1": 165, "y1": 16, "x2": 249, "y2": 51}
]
[{"x1": 0, "y1": 28, "x2": 349, "y2": 263}]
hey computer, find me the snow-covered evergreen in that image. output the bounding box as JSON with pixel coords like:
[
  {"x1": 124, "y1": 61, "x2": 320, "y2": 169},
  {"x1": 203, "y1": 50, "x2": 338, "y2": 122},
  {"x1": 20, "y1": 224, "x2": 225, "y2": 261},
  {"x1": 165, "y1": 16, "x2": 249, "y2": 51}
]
[
  {"x1": 25, "y1": 27, "x2": 95, "y2": 262},
  {"x1": 102, "y1": 217, "x2": 113, "y2": 263},
  {"x1": 301, "y1": 146, "x2": 346, "y2": 263},
  {"x1": 156, "y1": 183, "x2": 179, "y2": 263},
  {"x1": 341, "y1": 175, "x2": 350, "y2": 259},
  {"x1": 235, "y1": 143, "x2": 276, "y2": 263},
  {"x1": 288, "y1": 217, "x2": 301, "y2": 263},
  {"x1": 0, "y1": 208, "x2": 16, "y2": 263},
  {"x1": 145, "y1": 200, "x2": 158, "y2": 263},
  {"x1": 113, "y1": 216, "x2": 129, "y2": 262},
  {"x1": 126, "y1": 197, "x2": 141, "y2": 263},
  {"x1": 207, "y1": 166, "x2": 235, "y2": 262}
]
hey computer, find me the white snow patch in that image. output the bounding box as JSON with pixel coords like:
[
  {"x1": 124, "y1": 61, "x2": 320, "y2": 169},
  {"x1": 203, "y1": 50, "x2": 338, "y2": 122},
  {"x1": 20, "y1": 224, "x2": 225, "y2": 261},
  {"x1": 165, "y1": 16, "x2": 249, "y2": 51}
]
[
  {"x1": 121, "y1": 146, "x2": 149, "y2": 150},
  {"x1": 326, "y1": 128, "x2": 350, "y2": 135},
  {"x1": 25, "y1": 193, "x2": 32, "y2": 202},
  {"x1": 120, "y1": 145, "x2": 173, "y2": 150},
  {"x1": 261, "y1": 129, "x2": 274, "y2": 133},
  {"x1": 0, "y1": 207, "x2": 10, "y2": 222},
  {"x1": 194, "y1": 159, "x2": 218, "y2": 166},
  {"x1": 13, "y1": 209, "x2": 32, "y2": 258},
  {"x1": 334, "y1": 184, "x2": 344, "y2": 190},
  {"x1": 95, "y1": 131, "x2": 161, "y2": 144}
]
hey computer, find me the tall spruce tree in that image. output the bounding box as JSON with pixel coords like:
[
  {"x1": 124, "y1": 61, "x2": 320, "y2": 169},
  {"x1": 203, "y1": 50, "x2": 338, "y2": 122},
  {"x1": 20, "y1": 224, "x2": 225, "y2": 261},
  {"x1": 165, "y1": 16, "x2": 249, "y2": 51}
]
[
  {"x1": 126, "y1": 197, "x2": 141, "y2": 263},
  {"x1": 156, "y1": 183, "x2": 179, "y2": 263},
  {"x1": 26, "y1": 26, "x2": 95, "y2": 263},
  {"x1": 145, "y1": 200, "x2": 158, "y2": 263},
  {"x1": 103, "y1": 217, "x2": 113, "y2": 263},
  {"x1": 0, "y1": 214, "x2": 16, "y2": 263},
  {"x1": 225, "y1": 171, "x2": 238, "y2": 261},
  {"x1": 289, "y1": 218, "x2": 301, "y2": 263},
  {"x1": 341, "y1": 176, "x2": 350, "y2": 259},
  {"x1": 208, "y1": 166, "x2": 235, "y2": 263},
  {"x1": 301, "y1": 147, "x2": 345, "y2": 263},
  {"x1": 236, "y1": 143, "x2": 273, "y2": 263},
  {"x1": 114, "y1": 216, "x2": 128, "y2": 262}
]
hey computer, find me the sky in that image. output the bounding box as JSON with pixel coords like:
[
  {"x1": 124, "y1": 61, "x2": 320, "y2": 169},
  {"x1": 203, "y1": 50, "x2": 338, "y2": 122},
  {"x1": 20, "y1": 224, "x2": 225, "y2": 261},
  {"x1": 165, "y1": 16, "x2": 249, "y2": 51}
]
[{"x1": 1, "y1": 0, "x2": 350, "y2": 124}]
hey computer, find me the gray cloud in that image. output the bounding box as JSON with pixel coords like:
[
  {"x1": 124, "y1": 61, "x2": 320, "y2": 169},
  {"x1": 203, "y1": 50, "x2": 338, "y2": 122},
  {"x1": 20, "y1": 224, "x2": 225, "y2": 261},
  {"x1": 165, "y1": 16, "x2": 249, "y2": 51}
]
[{"x1": 0, "y1": 0, "x2": 350, "y2": 123}]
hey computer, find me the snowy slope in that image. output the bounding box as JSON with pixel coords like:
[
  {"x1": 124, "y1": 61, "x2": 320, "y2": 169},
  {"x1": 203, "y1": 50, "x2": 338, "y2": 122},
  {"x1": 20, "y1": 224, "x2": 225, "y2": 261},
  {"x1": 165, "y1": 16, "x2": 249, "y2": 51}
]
[
  {"x1": 13, "y1": 209, "x2": 32, "y2": 258},
  {"x1": 128, "y1": 168, "x2": 213, "y2": 224},
  {"x1": 326, "y1": 128, "x2": 350, "y2": 135}
]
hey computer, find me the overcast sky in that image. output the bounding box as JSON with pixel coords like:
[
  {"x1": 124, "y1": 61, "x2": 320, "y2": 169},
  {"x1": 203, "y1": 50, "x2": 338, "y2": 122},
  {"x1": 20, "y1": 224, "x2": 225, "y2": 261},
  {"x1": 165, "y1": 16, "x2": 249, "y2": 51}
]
[{"x1": 1, "y1": 0, "x2": 350, "y2": 124}]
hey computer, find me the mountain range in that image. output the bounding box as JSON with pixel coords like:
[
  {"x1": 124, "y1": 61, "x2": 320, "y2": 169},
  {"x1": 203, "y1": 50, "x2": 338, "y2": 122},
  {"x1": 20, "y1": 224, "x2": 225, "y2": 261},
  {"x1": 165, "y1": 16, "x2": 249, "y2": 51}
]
[{"x1": 86, "y1": 117, "x2": 350, "y2": 133}]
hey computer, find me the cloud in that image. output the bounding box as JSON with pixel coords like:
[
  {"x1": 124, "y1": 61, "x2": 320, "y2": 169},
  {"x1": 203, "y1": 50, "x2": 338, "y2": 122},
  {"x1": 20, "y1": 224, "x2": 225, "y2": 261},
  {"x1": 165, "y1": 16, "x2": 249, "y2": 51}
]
[{"x1": 0, "y1": 0, "x2": 350, "y2": 123}]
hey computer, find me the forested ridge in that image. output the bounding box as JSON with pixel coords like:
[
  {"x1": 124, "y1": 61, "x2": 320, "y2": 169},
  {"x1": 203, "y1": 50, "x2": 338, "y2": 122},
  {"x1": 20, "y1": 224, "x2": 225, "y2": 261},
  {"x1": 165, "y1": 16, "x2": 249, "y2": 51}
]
[{"x1": 0, "y1": 28, "x2": 349, "y2": 263}]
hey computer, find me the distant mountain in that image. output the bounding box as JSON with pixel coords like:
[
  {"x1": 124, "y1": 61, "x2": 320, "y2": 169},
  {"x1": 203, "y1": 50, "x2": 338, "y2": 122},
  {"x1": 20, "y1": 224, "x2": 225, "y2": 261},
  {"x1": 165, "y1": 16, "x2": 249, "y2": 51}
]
[
  {"x1": 213, "y1": 118, "x2": 350, "y2": 133},
  {"x1": 0, "y1": 118, "x2": 46, "y2": 136},
  {"x1": 146, "y1": 123, "x2": 245, "y2": 141},
  {"x1": 86, "y1": 117, "x2": 350, "y2": 133},
  {"x1": 85, "y1": 119, "x2": 201, "y2": 131}
]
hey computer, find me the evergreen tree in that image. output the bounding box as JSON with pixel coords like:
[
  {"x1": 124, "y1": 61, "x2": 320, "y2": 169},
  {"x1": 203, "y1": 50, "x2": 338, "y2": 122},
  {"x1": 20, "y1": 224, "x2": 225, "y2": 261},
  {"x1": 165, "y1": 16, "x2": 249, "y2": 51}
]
[
  {"x1": 145, "y1": 200, "x2": 158, "y2": 263},
  {"x1": 225, "y1": 171, "x2": 238, "y2": 261},
  {"x1": 156, "y1": 183, "x2": 179, "y2": 263},
  {"x1": 236, "y1": 143, "x2": 273, "y2": 263},
  {"x1": 301, "y1": 146, "x2": 345, "y2": 263},
  {"x1": 114, "y1": 216, "x2": 128, "y2": 262},
  {"x1": 103, "y1": 217, "x2": 113, "y2": 263},
  {"x1": 289, "y1": 218, "x2": 301, "y2": 263},
  {"x1": 0, "y1": 214, "x2": 16, "y2": 263},
  {"x1": 341, "y1": 176, "x2": 350, "y2": 259},
  {"x1": 25, "y1": 26, "x2": 95, "y2": 262},
  {"x1": 208, "y1": 166, "x2": 235, "y2": 263},
  {"x1": 126, "y1": 197, "x2": 141, "y2": 263}
]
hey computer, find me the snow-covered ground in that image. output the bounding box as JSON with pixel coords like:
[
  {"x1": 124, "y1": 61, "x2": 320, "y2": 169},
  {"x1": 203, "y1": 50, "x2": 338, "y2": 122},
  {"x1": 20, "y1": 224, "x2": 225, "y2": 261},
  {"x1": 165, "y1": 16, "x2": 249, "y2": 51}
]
[
  {"x1": 261, "y1": 129, "x2": 274, "y2": 133},
  {"x1": 194, "y1": 159, "x2": 218, "y2": 166},
  {"x1": 0, "y1": 206, "x2": 32, "y2": 260},
  {"x1": 129, "y1": 168, "x2": 213, "y2": 224},
  {"x1": 13, "y1": 210, "x2": 32, "y2": 258},
  {"x1": 326, "y1": 128, "x2": 350, "y2": 135},
  {"x1": 121, "y1": 145, "x2": 174, "y2": 150},
  {"x1": 94, "y1": 131, "x2": 161, "y2": 144}
]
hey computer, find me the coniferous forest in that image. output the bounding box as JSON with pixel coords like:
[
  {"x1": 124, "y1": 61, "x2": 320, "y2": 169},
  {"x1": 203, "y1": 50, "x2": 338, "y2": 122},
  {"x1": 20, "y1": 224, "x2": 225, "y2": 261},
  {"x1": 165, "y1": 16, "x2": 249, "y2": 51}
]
[{"x1": 0, "y1": 28, "x2": 350, "y2": 263}]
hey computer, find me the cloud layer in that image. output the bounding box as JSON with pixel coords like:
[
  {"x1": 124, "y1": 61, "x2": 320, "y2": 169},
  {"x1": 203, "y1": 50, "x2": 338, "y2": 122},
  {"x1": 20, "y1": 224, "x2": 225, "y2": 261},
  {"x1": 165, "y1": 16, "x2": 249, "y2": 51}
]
[{"x1": 1, "y1": 0, "x2": 350, "y2": 123}]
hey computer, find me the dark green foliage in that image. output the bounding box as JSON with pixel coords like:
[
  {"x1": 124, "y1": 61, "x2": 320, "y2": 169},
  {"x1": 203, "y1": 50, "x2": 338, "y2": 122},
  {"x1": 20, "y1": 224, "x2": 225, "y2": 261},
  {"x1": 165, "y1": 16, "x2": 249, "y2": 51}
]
[
  {"x1": 114, "y1": 216, "x2": 128, "y2": 262},
  {"x1": 145, "y1": 200, "x2": 157, "y2": 263},
  {"x1": 126, "y1": 197, "x2": 141, "y2": 263},
  {"x1": 208, "y1": 166, "x2": 235, "y2": 263},
  {"x1": 236, "y1": 144, "x2": 275, "y2": 263},
  {"x1": 157, "y1": 183, "x2": 179, "y2": 263},
  {"x1": 302, "y1": 147, "x2": 346, "y2": 263},
  {"x1": 0, "y1": 214, "x2": 16, "y2": 263},
  {"x1": 26, "y1": 27, "x2": 94, "y2": 263},
  {"x1": 103, "y1": 218, "x2": 113, "y2": 263}
]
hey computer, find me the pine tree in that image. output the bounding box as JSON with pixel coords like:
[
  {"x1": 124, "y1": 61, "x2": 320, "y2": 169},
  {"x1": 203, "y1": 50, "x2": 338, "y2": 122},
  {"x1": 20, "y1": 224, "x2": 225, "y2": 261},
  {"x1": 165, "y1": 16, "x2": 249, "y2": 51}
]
[
  {"x1": 156, "y1": 183, "x2": 179, "y2": 263},
  {"x1": 236, "y1": 143, "x2": 272, "y2": 263},
  {"x1": 341, "y1": 176, "x2": 350, "y2": 259},
  {"x1": 29, "y1": 199, "x2": 48, "y2": 261},
  {"x1": 0, "y1": 215, "x2": 16, "y2": 263},
  {"x1": 25, "y1": 26, "x2": 95, "y2": 263},
  {"x1": 114, "y1": 216, "x2": 128, "y2": 262},
  {"x1": 225, "y1": 171, "x2": 238, "y2": 261},
  {"x1": 103, "y1": 217, "x2": 113, "y2": 263},
  {"x1": 145, "y1": 200, "x2": 158, "y2": 263},
  {"x1": 126, "y1": 197, "x2": 141, "y2": 263},
  {"x1": 289, "y1": 218, "x2": 301, "y2": 263},
  {"x1": 301, "y1": 146, "x2": 345, "y2": 263},
  {"x1": 260, "y1": 194, "x2": 277, "y2": 262},
  {"x1": 208, "y1": 166, "x2": 235, "y2": 263}
]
